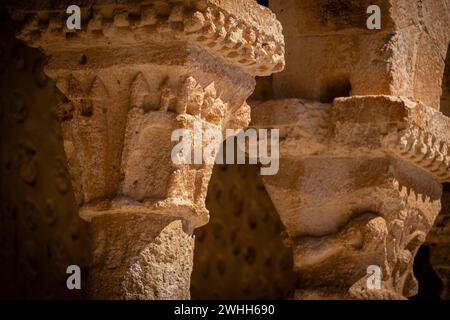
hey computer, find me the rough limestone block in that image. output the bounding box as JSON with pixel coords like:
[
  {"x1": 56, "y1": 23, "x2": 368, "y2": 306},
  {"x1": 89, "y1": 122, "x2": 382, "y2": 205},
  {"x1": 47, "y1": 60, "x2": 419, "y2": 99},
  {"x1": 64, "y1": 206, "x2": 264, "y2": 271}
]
[{"x1": 270, "y1": 0, "x2": 450, "y2": 107}]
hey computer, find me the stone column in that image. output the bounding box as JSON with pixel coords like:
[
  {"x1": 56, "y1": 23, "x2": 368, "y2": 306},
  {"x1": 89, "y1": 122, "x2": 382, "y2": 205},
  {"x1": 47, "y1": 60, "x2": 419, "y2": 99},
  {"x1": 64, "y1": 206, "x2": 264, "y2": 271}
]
[
  {"x1": 250, "y1": 0, "x2": 450, "y2": 300},
  {"x1": 252, "y1": 96, "x2": 450, "y2": 299},
  {"x1": 13, "y1": 0, "x2": 284, "y2": 299}
]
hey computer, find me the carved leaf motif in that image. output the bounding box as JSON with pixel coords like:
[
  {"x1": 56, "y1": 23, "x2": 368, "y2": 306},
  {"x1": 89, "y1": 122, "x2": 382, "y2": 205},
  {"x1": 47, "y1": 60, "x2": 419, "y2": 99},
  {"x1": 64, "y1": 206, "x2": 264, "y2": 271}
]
[
  {"x1": 180, "y1": 77, "x2": 204, "y2": 116},
  {"x1": 130, "y1": 72, "x2": 150, "y2": 111},
  {"x1": 63, "y1": 76, "x2": 109, "y2": 203},
  {"x1": 68, "y1": 75, "x2": 84, "y2": 100}
]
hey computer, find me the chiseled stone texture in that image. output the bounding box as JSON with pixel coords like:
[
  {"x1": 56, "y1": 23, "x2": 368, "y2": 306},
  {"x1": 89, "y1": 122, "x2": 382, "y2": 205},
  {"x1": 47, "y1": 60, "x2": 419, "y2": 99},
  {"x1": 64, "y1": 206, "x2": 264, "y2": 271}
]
[
  {"x1": 2, "y1": 0, "x2": 450, "y2": 301},
  {"x1": 251, "y1": 95, "x2": 450, "y2": 299},
  {"x1": 11, "y1": 0, "x2": 285, "y2": 225},
  {"x1": 0, "y1": 25, "x2": 296, "y2": 299},
  {"x1": 90, "y1": 215, "x2": 194, "y2": 299},
  {"x1": 265, "y1": 0, "x2": 450, "y2": 299},
  {"x1": 271, "y1": 0, "x2": 450, "y2": 107},
  {"x1": 11, "y1": 0, "x2": 286, "y2": 299}
]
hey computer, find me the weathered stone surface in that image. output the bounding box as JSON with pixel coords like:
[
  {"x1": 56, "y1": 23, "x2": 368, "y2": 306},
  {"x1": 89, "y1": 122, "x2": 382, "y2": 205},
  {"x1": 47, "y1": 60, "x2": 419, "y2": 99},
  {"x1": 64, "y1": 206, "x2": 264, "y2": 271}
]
[
  {"x1": 4, "y1": 0, "x2": 450, "y2": 301},
  {"x1": 251, "y1": 95, "x2": 449, "y2": 299},
  {"x1": 255, "y1": 0, "x2": 450, "y2": 299},
  {"x1": 271, "y1": 0, "x2": 450, "y2": 107},
  {"x1": 90, "y1": 215, "x2": 194, "y2": 299},
  {"x1": 13, "y1": 0, "x2": 285, "y2": 299},
  {"x1": 15, "y1": 0, "x2": 284, "y2": 77},
  {"x1": 12, "y1": 0, "x2": 285, "y2": 225}
]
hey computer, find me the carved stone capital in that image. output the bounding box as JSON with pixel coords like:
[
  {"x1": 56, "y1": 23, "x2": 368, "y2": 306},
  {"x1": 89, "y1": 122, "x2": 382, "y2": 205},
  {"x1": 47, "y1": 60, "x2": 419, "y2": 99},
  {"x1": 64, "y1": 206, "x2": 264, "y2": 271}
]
[
  {"x1": 13, "y1": 0, "x2": 285, "y2": 299},
  {"x1": 13, "y1": 0, "x2": 285, "y2": 228},
  {"x1": 251, "y1": 95, "x2": 450, "y2": 299},
  {"x1": 57, "y1": 73, "x2": 246, "y2": 228}
]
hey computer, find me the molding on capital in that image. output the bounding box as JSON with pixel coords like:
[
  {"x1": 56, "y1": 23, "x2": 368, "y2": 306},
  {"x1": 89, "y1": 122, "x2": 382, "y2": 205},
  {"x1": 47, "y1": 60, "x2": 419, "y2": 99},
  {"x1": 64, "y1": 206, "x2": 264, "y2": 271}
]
[
  {"x1": 13, "y1": 0, "x2": 285, "y2": 76},
  {"x1": 333, "y1": 96, "x2": 450, "y2": 183},
  {"x1": 251, "y1": 95, "x2": 450, "y2": 182}
]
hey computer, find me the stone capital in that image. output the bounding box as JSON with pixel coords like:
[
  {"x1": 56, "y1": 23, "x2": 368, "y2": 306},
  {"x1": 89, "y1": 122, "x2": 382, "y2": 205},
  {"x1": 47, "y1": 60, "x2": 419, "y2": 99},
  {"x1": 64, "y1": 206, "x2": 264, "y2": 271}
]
[
  {"x1": 13, "y1": 0, "x2": 285, "y2": 228},
  {"x1": 12, "y1": 0, "x2": 285, "y2": 299},
  {"x1": 251, "y1": 95, "x2": 450, "y2": 299}
]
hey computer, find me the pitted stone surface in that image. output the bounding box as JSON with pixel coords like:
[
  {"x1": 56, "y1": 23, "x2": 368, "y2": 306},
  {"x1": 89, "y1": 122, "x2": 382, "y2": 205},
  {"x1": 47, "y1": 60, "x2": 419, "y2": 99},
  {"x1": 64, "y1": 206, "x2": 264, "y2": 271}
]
[
  {"x1": 2, "y1": 0, "x2": 450, "y2": 301},
  {"x1": 10, "y1": 0, "x2": 285, "y2": 300}
]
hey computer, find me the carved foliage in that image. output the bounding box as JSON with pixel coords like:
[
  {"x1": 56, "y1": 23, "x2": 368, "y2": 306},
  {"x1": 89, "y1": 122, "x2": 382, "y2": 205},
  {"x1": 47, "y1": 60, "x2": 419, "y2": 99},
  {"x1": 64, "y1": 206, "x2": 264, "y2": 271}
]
[
  {"x1": 60, "y1": 76, "x2": 108, "y2": 205},
  {"x1": 385, "y1": 126, "x2": 450, "y2": 182},
  {"x1": 120, "y1": 73, "x2": 227, "y2": 225},
  {"x1": 57, "y1": 71, "x2": 241, "y2": 226}
]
